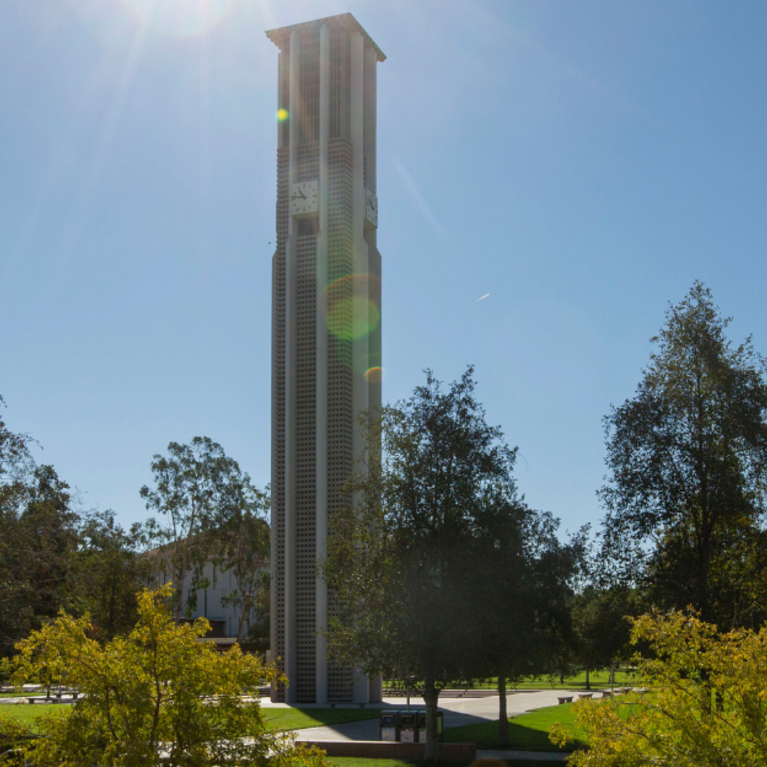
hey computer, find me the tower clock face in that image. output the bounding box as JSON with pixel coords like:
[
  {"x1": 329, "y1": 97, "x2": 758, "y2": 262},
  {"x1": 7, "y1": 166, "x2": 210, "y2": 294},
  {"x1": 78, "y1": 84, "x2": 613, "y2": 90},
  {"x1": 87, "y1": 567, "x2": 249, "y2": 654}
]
[
  {"x1": 290, "y1": 180, "x2": 318, "y2": 218},
  {"x1": 365, "y1": 188, "x2": 378, "y2": 228}
]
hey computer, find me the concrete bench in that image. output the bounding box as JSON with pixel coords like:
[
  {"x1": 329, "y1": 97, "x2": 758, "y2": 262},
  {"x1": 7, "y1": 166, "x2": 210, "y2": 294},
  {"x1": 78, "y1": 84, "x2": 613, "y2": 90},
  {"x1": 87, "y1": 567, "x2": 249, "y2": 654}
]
[
  {"x1": 578, "y1": 693, "x2": 593, "y2": 700},
  {"x1": 557, "y1": 696, "x2": 573, "y2": 704}
]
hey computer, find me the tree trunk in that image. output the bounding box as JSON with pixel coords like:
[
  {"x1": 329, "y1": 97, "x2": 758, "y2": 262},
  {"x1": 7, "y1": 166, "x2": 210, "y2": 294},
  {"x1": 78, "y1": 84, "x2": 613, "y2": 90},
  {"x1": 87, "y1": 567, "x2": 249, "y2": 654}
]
[
  {"x1": 498, "y1": 675, "x2": 509, "y2": 745},
  {"x1": 609, "y1": 662, "x2": 615, "y2": 686},
  {"x1": 585, "y1": 668, "x2": 590, "y2": 690},
  {"x1": 423, "y1": 675, "x2": 440, "y2": 762}
]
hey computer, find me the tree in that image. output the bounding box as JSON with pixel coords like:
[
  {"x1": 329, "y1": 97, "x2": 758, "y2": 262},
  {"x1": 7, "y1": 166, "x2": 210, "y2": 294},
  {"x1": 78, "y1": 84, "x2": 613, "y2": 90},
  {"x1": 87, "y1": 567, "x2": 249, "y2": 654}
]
[
  {"x1": 553, "y1": 610, "x2": 767, "y2": 766},
  {"x1": 6, "y1": 584, "x2": 326, "y2": 767},
  {"x1": 140, "y1": 438, "x2": 269, "y2": 625},
  {"x1": 211, "y1": 485, "x2": 270, "y2": 644},
  {"x1": 0, "y1": 462, "x2": 78, "y2": 655},
  {"x1": 599, "y1": 282, "x2": 767, "y2": 628},
  {"x1": 469, "y1": 502, "x2": 583, "y2": 742},
  {"x1": 323, "y1": 367, "x2": 524, "y2": 759},
  {"x1": 0, "y1": 397, "x2": 81, "y2": 656},
  {"x1": 571, "y1": 586, "x2": 636, "y2": 689},
  {"x1": 71, "y1": 509, "x2": 149, "y2": 639}
]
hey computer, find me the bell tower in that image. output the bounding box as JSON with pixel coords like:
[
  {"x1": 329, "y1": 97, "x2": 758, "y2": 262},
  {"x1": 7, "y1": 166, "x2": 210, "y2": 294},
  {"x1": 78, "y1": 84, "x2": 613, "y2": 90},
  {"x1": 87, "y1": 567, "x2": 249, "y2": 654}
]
[{"x1": 267, "y1": 14, "x2": 384, "y2": 704}]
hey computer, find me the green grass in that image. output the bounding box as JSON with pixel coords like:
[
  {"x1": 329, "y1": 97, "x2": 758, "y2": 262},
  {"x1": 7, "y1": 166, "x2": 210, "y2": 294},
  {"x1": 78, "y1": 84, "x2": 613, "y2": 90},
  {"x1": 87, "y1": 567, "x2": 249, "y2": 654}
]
[
  {"x1": 439, "y1": 670, "x2": 635, "y2": 691},
  {"x1": 0, "y1": 704, "x2": 69, "y2": 734},
  {"x1": 444, "y1": 703, "x2": 587, "y2": 752},
  {"x1": 387, "y1": 670, "x2": 636, "y2": 692},
  {"x1": 0, "y1": 704, "x2": 379, "y2": 736},
  {"x1": 261, "y1": 707, "x2": 381, "y2": 731}
]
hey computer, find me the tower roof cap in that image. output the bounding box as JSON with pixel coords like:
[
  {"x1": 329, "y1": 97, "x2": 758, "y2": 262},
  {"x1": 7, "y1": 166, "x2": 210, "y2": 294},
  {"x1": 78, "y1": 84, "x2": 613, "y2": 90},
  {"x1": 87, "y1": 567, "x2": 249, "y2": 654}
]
[{"x1": 266, "y1": 13, "x2": 386, "y2": 62}]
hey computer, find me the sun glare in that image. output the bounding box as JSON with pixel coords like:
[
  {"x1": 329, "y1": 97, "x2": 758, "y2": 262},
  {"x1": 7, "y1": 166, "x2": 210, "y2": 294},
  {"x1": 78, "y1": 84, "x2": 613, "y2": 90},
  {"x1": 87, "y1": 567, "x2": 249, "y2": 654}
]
[{"x1": 120, "y1": 0, "x2": 236, "y2": 38}]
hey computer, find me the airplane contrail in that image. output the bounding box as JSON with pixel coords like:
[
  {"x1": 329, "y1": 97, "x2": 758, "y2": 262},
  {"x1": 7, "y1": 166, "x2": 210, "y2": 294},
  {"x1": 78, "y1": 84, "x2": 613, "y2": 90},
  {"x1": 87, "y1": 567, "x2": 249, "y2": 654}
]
[{"x1": 476, "y1": 293, "x2": 490, "y2": 302}]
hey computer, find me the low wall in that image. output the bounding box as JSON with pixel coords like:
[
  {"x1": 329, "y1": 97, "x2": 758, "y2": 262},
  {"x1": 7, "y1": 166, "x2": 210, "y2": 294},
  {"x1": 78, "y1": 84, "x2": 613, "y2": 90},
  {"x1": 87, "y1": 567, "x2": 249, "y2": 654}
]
[{"x1": 303, "y1": 740, "x2": 476, "y2": 762}]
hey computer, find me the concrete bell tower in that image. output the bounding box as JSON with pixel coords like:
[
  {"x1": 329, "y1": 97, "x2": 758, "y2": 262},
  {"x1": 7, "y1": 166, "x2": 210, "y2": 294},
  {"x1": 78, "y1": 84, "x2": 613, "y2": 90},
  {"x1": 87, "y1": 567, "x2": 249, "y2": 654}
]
[{"x1": 267, "y1": 14, "x2": 384, "y2": 704}]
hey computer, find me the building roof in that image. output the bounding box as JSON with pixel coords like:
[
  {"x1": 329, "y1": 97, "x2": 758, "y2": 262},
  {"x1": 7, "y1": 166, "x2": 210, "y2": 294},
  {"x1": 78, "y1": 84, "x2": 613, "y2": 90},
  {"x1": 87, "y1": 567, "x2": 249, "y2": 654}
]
[{"x1": 265, "y1": 13, "x2": 386, "y2": 62}]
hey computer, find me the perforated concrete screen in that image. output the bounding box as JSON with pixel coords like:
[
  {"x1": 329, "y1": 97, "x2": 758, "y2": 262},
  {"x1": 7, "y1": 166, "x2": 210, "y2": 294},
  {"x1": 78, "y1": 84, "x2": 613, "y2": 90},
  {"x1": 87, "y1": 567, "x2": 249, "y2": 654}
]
[{"x1": 267, "y1": 14, "x2": 384, "y2": 704}]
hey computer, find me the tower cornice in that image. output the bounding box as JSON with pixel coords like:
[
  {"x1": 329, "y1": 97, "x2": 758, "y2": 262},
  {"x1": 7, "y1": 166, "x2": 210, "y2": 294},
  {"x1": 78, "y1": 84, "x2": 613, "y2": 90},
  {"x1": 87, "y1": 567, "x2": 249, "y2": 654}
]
[{"x1": 265, "y1": 13, "x2": 386, "y2": 62}]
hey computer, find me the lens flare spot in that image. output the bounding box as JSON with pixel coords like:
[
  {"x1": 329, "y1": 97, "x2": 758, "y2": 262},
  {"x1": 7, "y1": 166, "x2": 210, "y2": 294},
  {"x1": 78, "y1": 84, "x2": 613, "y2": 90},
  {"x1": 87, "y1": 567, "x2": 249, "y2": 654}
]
[
  {"x1": 322, "y1": 274, "x2": 381, "y2": 341},
  {"x1": 364, "y1": 367, "x2": 384, "y2": 383},
  {"x1": 327, "y1": 296, "x2": 380, "y2": 341},
  {"x1": 277, "y1": 108, "x2": 289, "y2": 122}
]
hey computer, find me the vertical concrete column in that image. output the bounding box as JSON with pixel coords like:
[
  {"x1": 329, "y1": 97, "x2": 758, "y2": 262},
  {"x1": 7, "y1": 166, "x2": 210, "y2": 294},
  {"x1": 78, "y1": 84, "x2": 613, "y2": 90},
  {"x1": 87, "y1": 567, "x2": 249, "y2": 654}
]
[
  {"x1": 284, "y1": 28, "x2": 299, "y2": 705},
  {"x1": 363, "y1": 44, "x2": 382, "y2": 423},
  {"x1": 269, "y1": 48, "x2": 286, "y2": 692},
  {"x1": 350, "y1": 31, "x2": 370, "y2": 705},
  {"x1": 363, "y1": 45, "x2": 377, "y2": 194},
  {"x1": 315, "y1": 22, "x2": 330, "y2": 705}
]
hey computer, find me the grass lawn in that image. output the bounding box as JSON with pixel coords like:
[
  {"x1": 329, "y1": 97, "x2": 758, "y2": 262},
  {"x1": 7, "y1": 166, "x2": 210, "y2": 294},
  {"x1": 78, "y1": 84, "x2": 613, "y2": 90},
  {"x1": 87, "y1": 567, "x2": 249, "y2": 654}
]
[
  {"x1": 511, "y1": 670, "x2": 636, "y2": 691},
  {"x1": 0, "y1": 704, "x2": 69, "y2": 733},
  {"x1": 444, "y1": 703, "x2": 587, "y2": 752},
  {"x1": 0, "y1": 704, "x2": 377, "y2": 735},
  {"x1": 262, "y1": 707, "x2": 380, "y2": 731},
  {"x1": 438, "y1": 670, "x2": 635, "y2": 691},
  {"x1": 386, "y1": 669, "x2": 635, "y2": 692}
]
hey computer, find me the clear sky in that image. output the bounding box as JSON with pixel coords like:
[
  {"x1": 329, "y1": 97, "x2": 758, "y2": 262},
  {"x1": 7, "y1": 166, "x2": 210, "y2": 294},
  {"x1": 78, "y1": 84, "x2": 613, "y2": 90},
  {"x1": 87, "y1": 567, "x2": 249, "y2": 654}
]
[{"x1": 2, "y1": 0, "x2": 767, "y2": 538}]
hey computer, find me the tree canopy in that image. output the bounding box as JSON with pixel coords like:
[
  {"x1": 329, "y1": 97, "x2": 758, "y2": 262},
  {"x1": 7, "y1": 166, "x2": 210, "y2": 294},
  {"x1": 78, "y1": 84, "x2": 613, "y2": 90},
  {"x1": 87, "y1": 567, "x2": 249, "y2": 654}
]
[
  {"x1": 140, "y1": 437, "x2": 270, "y2": 625},
  {"x1": 554, "y1": 610, "x2": 767, "y2": 767},
  {"x1": 323, "y1": 367, "x2": 577, "y2": 755},
  {"x1": 6, "y1": 584, "x2": 325, "y2": 767},
  {"x1": 599, "y1": 282, "x2": 767, "y2": 627}
]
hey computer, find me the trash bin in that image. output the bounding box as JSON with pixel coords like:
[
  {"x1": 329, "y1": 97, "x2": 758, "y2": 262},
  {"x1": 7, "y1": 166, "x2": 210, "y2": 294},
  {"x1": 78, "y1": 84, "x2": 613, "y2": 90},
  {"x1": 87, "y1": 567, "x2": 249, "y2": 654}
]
[
  {"x1": 415, "y1": 710, "x2": 444, "y2": 742},
  {"x1": 379, "y1": 711, "x2": 398, "y2": 742},
  {"x1": 398, "y1": 710, "x2": 416, "y2": 743},
  {"x1": 416, "y1": 710, "x2": 426, "y2": 743}
]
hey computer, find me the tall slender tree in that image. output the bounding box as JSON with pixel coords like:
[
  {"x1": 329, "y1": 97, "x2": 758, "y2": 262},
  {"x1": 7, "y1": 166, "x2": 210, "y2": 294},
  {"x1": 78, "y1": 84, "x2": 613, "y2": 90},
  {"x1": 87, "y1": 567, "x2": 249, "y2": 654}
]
[{"x1": 599, "y1": 282, "x2": 767, "y2": 628}]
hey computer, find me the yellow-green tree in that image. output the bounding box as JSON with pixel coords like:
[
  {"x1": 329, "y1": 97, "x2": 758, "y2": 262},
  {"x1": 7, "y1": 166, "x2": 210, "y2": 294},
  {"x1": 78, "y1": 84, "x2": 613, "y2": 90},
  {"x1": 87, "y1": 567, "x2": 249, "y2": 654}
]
[
  {"x1": 553, "y1": 610, "x2": 767, "y2": 766},
  {"x1": 7, "y1": 585, "x2": 326, "y2": 767}
]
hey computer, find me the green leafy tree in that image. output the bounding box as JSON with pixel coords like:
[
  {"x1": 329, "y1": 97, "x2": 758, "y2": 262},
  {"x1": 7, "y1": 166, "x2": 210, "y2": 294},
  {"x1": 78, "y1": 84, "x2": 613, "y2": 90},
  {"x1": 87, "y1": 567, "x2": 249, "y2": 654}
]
[
  {"x1": 212, "y1": 485, "x2": 270, "y2": 644},
  {"x1": 553, "y1": 610, "x2": 767, "y2": 766},
  {"x1": 7, "y1": 584, "x2": 327, "y2": 767},
  {"x1": 469, "y1": 503, "x2": 583, "y2": 742},
  {"x1": 0, "y1": 451, "x2": 78, "y2": 656},
  {"x1": 140, "y1": 438, "x2": 269, "y2": 625},
  {"x1": 599, "y1": 282, "x2": 767, "y2": 628},
  {"x1": 71, "y1": 509, "x2": 149, "y2": 639},
  {"x1": 571, "y1": 586, "x2": 636, "y2": 689},
  {"x1": 323, "y1": 367, "x2": 523, "y2": 759}
]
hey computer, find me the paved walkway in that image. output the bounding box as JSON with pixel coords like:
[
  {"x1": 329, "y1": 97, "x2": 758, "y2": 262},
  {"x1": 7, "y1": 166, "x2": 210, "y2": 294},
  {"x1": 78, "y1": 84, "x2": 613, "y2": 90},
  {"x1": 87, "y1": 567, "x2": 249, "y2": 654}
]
[{"x1": 289, "y1": 690, "x2": 582, "y2": 742}]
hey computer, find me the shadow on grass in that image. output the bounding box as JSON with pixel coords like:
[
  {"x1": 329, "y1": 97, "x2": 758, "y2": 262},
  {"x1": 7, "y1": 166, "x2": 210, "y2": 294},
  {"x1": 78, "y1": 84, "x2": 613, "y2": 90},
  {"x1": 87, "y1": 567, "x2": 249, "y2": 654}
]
[
  {"x1": 263, "y1": 707, "x2": 381, "y2": 731},
  {"x1": 443, "y1": 705, "x2": 587, "y2": 752}
]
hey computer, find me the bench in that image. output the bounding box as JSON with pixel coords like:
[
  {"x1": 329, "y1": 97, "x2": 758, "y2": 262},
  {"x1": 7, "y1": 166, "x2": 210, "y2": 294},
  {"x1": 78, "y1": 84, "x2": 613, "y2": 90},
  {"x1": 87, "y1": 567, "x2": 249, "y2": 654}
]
[
  {"x1": 578, "y1": 693, "x2": 593, "y2": 700},
  {"x1": 557, "y1": 696, "x2": 573, "y2": 705}
]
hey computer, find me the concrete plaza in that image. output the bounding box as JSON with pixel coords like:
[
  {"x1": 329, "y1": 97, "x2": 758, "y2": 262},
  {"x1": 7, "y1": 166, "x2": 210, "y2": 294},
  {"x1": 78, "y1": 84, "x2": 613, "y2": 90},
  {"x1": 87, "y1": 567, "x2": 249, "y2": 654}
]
[{"x1": 259, "y1": 689, "x2": 583, "y2": 742}]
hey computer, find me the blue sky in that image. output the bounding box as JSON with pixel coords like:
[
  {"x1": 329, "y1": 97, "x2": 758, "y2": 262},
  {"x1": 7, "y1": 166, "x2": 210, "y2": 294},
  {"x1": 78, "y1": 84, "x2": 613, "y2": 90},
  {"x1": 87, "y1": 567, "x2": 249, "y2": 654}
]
[{"x1": 2, "y1": 0, "x2": 767, "y2": 537}]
